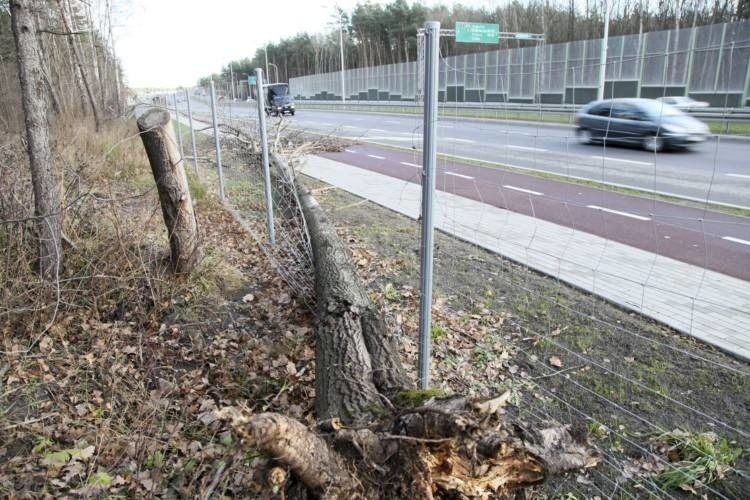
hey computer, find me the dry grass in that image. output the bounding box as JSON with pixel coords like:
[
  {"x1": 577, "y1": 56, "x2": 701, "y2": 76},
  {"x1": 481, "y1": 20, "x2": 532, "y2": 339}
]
[{"x1": 0, "y1": 117, "x2": 317, "y2": 496}]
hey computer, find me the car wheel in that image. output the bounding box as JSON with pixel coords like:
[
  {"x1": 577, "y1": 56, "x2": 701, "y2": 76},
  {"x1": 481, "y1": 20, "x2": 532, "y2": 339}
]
[
  {"x1": 290, "y1": 110, "x2": 295, "y2": 116},
  {"x1": 579, "y1": 128, "x2": 594, "y2": 145},
  {"x1": 642, "y1": 136, "x2": 664, "y2": 152}
]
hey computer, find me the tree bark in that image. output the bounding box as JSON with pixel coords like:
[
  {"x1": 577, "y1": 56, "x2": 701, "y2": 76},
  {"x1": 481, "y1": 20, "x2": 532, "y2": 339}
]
[
  {"x1": 137, "y1": 108, "x2": 201, "y2": 274},
  {"x1": 10, "y1": 0, "x2": 62, "y2": 279},
  {"x1": 227, "y1": 412, "x2": 359, "y2": 498},
  {"x1": 297, "y1": 181, "x2": 409, "y2": 423}
]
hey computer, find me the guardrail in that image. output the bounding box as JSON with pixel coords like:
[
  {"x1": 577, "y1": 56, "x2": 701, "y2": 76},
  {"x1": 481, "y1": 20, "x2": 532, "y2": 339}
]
[{"x1": 295, "y1": 99, "x2": 750, "y2": 123}]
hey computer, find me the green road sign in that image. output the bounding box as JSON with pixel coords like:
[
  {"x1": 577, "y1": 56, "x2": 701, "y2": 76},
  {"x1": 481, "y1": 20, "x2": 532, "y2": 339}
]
[
  {"x1": 456, "y1": 22, "x2": 500, "y2": 44},
  {"x1": 247, "y1": 75, "x2": 257, "y2": 86}
]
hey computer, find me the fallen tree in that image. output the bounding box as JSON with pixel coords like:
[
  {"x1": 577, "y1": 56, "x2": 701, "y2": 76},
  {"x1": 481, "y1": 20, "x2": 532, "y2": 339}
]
[{"x1": 220, "y1": 157, "x2": 599, "y2": 498}]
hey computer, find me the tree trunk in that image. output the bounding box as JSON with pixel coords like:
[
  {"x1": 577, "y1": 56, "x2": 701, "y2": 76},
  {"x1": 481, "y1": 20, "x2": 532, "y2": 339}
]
[
  {"x1": 84, "y1": 2, "x2": 104, "y2": 111},
  {"x1": 137, "y1": 108, "x2": 201, "y2": 273},
  {"x1": 56, "y1": 0, "x2": 101, "y2": 131},
  {"x1": 10, "y1": 0, "x2": 62, "y2": 279},
  {"x1": 297, "y1": 182, "x2": 409, "y2": 423},
  {"x1": 33, "y1": 11, "x2": 63, "y2": 116}
]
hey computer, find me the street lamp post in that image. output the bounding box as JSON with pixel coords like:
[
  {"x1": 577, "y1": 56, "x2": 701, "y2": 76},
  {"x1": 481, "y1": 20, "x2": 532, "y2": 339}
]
[
  {"x1": 263, "y1": 45, "x2": 268, "y2": 82},
  {"x1": 339, "y1": 23, "x2": 346, "y2": 103},
  {"x1": 229, "y1": 63, "x2": 236, "y2": 101},
  {"x1": 597, "y1": 0, "x2": 610, "y2": 101},
  {"x1": 268, "y1": 62, "x2": 279, "y2": 84}
]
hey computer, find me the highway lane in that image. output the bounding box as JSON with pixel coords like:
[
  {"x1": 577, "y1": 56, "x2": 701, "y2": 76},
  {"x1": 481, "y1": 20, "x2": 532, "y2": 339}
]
[
  {"x1": 176, "y1": 98, "x2": 750, "y2": 280},
  {"x1": 293, "y1": 109, "x2": 750, "y2": 209},
  {"x1": 190, "y1": 99, "x2": 749, "y2": 208}
]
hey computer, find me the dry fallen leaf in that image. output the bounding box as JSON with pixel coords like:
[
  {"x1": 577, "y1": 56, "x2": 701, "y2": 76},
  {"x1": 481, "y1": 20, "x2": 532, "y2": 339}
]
[
  {"x1": 549, "y1": 356, "x2": 563, "y2": 368},
  {"x1": 473, "y1": 391, "x2": 511, "y2": 414}
]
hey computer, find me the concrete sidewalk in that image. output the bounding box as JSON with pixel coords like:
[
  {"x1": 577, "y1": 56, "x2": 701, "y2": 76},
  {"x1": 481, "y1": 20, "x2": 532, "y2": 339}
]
[{"x1": 302, "y1": 155, "x2": 750, "y2": 361}]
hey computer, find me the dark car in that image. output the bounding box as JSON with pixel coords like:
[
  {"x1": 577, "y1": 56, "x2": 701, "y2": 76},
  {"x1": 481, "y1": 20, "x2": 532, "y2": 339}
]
[{"x1": 575, "y1": 98, "x2": 709, "y2": 152}]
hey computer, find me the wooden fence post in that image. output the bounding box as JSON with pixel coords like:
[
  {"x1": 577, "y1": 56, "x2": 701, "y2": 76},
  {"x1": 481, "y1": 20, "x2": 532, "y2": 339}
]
[{"x1": 137, "y1": 108, "x2": 201, "y2": 273}]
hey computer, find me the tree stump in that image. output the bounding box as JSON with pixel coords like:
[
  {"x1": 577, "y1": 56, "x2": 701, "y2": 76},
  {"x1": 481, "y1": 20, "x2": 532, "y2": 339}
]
[{"x1": 137, "y1": 108, "x2": 201, "y2": 273}]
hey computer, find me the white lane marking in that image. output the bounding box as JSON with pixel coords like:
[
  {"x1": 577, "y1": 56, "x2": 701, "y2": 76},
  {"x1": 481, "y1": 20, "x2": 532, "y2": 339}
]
[
  {"x1": 372, "y1": 128, "x2": 387, "y2": 132},
  {"x1": 344, "y1": 136, "x2": 414, "y2": 141},
  {"x1": 502, "y1": 185, "x2": 543, "y2": 196},
  {"x1": 722, "y1": 236, "x2": 750, "y2": 246},
  {"x1": 367, "y1": 154, "x2": 386, "y2": 160},
  {"x1": 384, "y1": 120, "x2": 400, "y2": 124},
  {"x1": 438, "y1": 123, "x2": 454, "y2": 128},
  {"x1": 345, "y1": 149, "x2": 357, "y2": 153},
  {"x1": 401, "y1": 161, "x2": 421, "y2": 168},
  {"x1": 587, "y1": 205, "x2": 651, "y2": 221},
  {"x1": 342, "y1": 125, "x2": 358, "y2": 129},
  {"x1": 726, "y1": 173, "x2": 750, "y2": 180},
  {"x1": 589, "y1": 155, "x2": 652, "y2": 166},
  {"x1": 446, "y1": 137, "x2": 476, "y2": 143},
  {"x1": 320, "y1": 122, "x2": 334, "y2": 126},
  {"x1": 445, "y1": 172, "x2": 475, "y2": 180},
  {"x1": 505, "y1": 145, "x2": 547, "y2": 152}
]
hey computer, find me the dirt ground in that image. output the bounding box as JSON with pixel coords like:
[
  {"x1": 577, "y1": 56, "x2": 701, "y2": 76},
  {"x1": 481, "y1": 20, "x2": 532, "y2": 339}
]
[{"x1": 305, "y1": 174, "x2": 750, "y2": 499}]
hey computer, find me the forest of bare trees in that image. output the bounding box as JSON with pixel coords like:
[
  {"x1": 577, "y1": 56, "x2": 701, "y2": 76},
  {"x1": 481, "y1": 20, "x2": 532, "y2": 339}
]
[
  {"x1": 1, "y1": 0, "x2": 123, "y2": 277},
  {"x1": 201, "y1": 0, "x2": 750, "y2": 86},
  {"x1": 1, "y1": 0, "x2": 123, "y2": 136}
]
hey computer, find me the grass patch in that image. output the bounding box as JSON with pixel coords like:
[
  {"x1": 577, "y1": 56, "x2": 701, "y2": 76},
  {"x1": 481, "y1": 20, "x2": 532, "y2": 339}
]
[
  {"x1": 430, "y1": 324, "x2": 446, "y2": 342},
  {"x1": 308, "y1": 175, "x2": 750, "y2": 497},
  {"x1": 652, "y1": 430, "x2": 742, "y2": 493},
  {"x1": 393, "y1": 389, "x2": 445, "y2": 408}
]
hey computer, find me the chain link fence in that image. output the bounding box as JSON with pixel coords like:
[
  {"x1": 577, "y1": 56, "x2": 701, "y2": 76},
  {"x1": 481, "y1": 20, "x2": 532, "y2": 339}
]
[{"x1": 152, "y1": 36, "x2": 750, "y2": 494}]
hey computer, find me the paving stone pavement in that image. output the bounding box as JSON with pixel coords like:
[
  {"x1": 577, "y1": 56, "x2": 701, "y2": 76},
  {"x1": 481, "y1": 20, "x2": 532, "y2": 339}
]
[{"x1": 302, "y1": 155, "x2": 750, "y2": 361}]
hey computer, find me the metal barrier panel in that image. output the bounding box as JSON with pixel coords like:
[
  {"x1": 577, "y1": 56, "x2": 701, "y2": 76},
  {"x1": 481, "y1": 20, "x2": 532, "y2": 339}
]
[
  {"x1": 288, "y1": 21, "x2": 749, "y2": 106},
  {"x1": 690, "y1": 23, "x2": 724, "y2": 92}
]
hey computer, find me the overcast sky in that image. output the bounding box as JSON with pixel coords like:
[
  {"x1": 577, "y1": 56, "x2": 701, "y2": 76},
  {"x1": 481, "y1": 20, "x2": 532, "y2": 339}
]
[{"x1": 114, "y1": 0, "x2": 497, "y2": 89}]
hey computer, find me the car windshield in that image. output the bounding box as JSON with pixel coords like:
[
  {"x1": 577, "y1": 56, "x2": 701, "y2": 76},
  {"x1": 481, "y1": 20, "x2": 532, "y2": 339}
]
[
  {"x1": 637, "y1": 100, "x2": 684, "y2": 118},
  {"x1": 267, "y1": 84, "x2": 289, "y2": 97}
]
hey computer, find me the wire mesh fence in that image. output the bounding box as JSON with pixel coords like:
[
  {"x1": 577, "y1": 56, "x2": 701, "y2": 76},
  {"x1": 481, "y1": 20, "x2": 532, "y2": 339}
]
[
  {"x1": 429, "y1": 28, "x2": 749, "y2": 497},
  {"x1": 155, "y1": 19, "x2": 750, "y2": 491},
  {"x1": 170, "y1": 88, "x2": 315, "y2": 305}
]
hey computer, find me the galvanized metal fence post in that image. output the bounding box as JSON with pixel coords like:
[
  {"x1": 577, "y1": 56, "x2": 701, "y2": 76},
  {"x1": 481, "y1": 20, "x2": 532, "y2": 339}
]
[
  {"x1": 184, "y1": 88, "x2": 198, "y2": 173},
  {"x1": 254, "y1": 68, "x2": 276, "y2": 246},
  {"x1": 209, "y1": 81, "x2": 225, "y2": 200},
  {"x1": 172, "y1": 92, "x2": 184, "y2": 161},
  {"x1": 418, "y1": 20, "x2": 440, "y2": 390}
]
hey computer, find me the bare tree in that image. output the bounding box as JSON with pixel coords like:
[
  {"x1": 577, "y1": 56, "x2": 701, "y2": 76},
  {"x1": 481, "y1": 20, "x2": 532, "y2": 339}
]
[
  {"x1": 10, "y1": 0, "x2": 62, "y2": 278},
  {"x1": 55, "y1": 0, "x2": 101, "y2": 130}
]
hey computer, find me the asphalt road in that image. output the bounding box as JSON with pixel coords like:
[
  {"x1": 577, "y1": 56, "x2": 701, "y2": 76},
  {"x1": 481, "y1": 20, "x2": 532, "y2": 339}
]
[
  {"x1": 178, "y1": 98, "x2": 750, "y2": 280},
  {"x1": 190, "y1": 99, "x2": 750, "y2": 208}
]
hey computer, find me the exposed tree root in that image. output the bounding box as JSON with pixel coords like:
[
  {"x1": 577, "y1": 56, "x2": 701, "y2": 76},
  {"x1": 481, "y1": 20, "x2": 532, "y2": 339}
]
[{"x1": 223, "y1": 396, "x2": 599, "y2": 498}]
